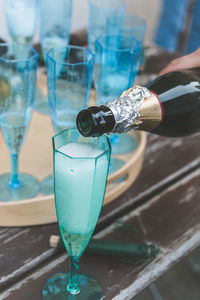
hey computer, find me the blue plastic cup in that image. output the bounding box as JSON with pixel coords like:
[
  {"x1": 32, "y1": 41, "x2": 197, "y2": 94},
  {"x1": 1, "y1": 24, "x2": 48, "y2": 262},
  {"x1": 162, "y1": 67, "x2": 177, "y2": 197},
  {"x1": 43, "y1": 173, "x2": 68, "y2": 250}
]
[
  {"x1": 5, "y1": 0, "x2": 37, "y2": 46},
  {"x1": 40, "y1": 46, "x2": 95, "y2": 196},
  {"x1": 39, "y1": 0, "x2": 73, "y2": 61},
  {"x1": 35, "y1": 0, "x2": 73, "y2": 115},
  {"x1": 94, "y1": 34, "x2": 140, "y2": 156},
  {"x1": 46, "y1": 46, "x2": 95, "y2": 133},
  {"x1": 88, "y1": 0, "x2": 126, "y2": 51},
  {"x1": 0, "y1": 43, "x2": 39, "y2": 201},
  {"x1": 107, "y1": 15, "x2": 146, "y2": 43},
  {"x1": 107, "y1": 15, "x2": 146, "y2": 77},
  {"x1": 94, "y1": 34, "x2": 140, "y2": 105}
]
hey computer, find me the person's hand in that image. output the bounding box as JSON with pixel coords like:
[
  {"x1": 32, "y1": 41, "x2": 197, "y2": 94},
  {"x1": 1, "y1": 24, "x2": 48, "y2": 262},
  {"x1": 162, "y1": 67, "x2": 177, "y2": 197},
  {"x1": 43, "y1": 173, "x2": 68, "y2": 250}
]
[{"x1": 159, "y1": 47, "x2": 200, "y2": 76}]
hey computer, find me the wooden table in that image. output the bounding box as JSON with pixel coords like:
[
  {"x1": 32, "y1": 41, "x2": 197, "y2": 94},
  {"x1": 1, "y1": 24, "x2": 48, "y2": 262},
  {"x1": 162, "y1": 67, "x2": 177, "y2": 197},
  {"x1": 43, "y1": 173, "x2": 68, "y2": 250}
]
[{"x1": 1, "y1": 45, "x2": 200, "y2": 300}]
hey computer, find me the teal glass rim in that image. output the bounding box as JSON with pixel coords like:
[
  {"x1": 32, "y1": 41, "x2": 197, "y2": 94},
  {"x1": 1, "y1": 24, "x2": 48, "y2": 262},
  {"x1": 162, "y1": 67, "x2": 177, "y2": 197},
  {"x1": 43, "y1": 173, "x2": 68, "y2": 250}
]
[
  {"x1": 46, "y1": 45, "x2": 95, "y2": 67},
  {"x1": 0, "y1": 42, "x2": 38, "y2": 63},
  {"x1": 52, "y1": 128, "x2": 111, "y2": 160},
  {"x1": 95, "y1": 34, "x2": 141, "y2": 53}
]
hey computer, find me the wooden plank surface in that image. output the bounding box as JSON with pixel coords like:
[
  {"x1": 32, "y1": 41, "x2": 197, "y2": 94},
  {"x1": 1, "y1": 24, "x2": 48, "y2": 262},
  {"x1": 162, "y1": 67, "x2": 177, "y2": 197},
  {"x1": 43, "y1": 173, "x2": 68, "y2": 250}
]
[
  {"x1": 99, "y1": 132, "x2": 200, "y2": 228},
  {"x1": 1, "y1": 167, "x2": 200, "y2": 299},
  {"x1": 0, "y1": 132, "x2": 200, "y2": 294}
]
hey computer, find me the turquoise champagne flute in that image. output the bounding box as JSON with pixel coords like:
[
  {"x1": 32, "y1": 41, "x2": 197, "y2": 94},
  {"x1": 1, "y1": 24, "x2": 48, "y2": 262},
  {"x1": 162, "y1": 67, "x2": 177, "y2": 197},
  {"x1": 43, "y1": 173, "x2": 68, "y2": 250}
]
[
  {"x1": 5, "y1": 0, "x2": 37, "y2": 59},
  {"x1": 42, "y1": 128, "x2": 111, "y2": 299},
  {"x1": 94, "y1": 35, "x2": 139, "y2": 173},
  {"x1": 0, "y1": 43, "x2": 39, "y2": 201},
  {"x1": 106, "y1": 16, "x2": 146, "y2": 158},
  {"x1": 35, "y1": 0, "x2": 72, "y2": 114},
  {"x1": 88, "y1": 0, "x2": 126, "y2": 52},
  {"x1": 94, "y1": 35, "x2": 140, "y2": 105},
  {"x1": 47, "y1": 46, "x2": 95, "y2": 133},
  {"x1": 107, "y1": 15, "x2": 146, "y2": 77},
  {"x1": 40, "y1": 46, "x2": 94, "y2": 195}
]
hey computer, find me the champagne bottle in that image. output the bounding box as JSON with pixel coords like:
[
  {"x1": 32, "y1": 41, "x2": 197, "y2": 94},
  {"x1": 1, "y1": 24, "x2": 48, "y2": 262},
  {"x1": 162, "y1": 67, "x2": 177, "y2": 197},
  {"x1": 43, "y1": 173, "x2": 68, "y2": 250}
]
[{"x1": 76, "y1": 71, "x2": 200, "y2": 137}]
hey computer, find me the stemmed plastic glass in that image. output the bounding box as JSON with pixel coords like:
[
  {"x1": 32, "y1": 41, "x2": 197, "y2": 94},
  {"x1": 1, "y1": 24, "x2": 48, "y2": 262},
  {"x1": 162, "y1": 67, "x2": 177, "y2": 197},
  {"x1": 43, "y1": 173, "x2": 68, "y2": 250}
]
[
  {"x1": 4, "y1": 0, "x2": 37, "y2": 58},
  {"x1": 0, "y1": 43, "x2": 39, "y2": 201},
  {"x1": 40, "y1": 46, "x2": 95, "y2": 195},
  {"x1": 107, "y1": 15, "x2": 146, "y2": 77},
  {"x1": 42, "y1": 128, "x2": 111, "y2": 299},
  {"x1": 88, "y1": 0, "x2": 126, "y2": 51},
  {"x1": 35, "y1": 0, "x2": 73, "y2": 114},
  {"x1": 94, "y1": 35, "x2": 140, "y2": 166}
]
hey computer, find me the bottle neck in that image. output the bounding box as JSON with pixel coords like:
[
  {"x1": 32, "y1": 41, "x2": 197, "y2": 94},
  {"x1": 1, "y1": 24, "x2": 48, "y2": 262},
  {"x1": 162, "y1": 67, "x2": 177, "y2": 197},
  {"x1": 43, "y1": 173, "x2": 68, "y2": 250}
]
[
  {"x1": 76, "y1": 85, "x2": 164, "y2": 137},
  {"x1": 76, "y1": 105, "x2": 115, "y2": 137},
  {"x1": 135, "y1": 90, "x2": 164, "y2": 132}
]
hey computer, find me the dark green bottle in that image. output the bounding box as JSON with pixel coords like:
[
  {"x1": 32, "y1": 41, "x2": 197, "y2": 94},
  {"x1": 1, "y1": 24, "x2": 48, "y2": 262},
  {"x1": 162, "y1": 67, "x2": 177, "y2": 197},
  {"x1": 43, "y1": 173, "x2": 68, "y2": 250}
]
[
  {"x1": 51, "y1": 235, "x2": 158, "y2": 260},
  {"x1": 76, "y1": 71, "x2": 200, "y2": 137}
]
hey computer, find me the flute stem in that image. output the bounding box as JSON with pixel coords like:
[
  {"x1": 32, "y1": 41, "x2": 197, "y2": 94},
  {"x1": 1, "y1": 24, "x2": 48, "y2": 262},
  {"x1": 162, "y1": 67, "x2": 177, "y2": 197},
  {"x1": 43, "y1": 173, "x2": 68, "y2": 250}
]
[
  {"x1": 67, "y1": 256, "x2": 80, "y2": 295},
  {"x1": 9, "y1": 153, "x2": 21, "y2": 188}
]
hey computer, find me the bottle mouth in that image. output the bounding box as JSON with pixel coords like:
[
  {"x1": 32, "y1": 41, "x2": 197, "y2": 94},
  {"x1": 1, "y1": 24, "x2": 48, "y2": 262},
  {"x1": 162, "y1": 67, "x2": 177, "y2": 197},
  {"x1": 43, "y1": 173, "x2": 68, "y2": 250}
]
[
  {"x1": 77, "y1": 106, "x2": 115, "y2": 137},
  {"x1": 76, "y1": 110, "x2": 93, "y2": 137}
]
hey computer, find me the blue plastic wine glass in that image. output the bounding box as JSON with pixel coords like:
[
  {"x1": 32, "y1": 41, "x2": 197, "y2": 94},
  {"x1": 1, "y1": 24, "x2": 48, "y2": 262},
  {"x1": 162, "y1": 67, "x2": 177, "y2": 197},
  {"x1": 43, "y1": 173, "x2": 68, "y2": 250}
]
[
  {"x1": 88, "y1": 0, "x2": 126, "y2": 52},
  {"x1": 5, "y1": 0, "x2": 37, "y2": 58},
  {"x1": 42, "y1": 128, "x2": 111, "y2": 299},
  {"x1": 107, "y1": 14, "x2": 146, "y2": 77},
  {"x1": 0, "y1": 43, "x2": 39, "y2": 201},
  {"x1": 40, "y1": 46, "x2": 95, "y2": 195},
  {"x1": 94, "y1": 34, "x2": 139, "y2": 160},
  {"x1": 35, "y1": 0, "x2": 73, "y2": 114}
]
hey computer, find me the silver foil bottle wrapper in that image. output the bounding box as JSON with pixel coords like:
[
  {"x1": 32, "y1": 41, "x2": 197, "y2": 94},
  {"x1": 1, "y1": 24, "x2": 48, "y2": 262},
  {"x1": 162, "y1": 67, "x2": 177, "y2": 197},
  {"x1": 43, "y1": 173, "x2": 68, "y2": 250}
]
[{"x1": 105, "y1": 85, "x2": 151, "y2": 133}]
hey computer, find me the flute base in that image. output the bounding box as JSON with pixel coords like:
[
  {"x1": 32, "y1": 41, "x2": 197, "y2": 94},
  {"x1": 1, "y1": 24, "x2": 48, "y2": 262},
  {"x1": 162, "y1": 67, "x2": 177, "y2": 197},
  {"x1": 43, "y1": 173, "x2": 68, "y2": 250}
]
[
  {"x1": 41, "y1": 175, "x2": 54, "y2": 196},
  {"x1": 0, "y1": 173, "x2": 40, "y2": 202},
  {"x1": 42, "y1": 272, "x2": 103, "y2": 300}
]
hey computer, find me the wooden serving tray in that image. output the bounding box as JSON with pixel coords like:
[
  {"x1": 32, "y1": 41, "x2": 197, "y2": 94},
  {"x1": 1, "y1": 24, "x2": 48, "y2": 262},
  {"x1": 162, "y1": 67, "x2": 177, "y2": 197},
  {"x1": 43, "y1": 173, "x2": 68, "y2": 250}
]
[
  {"x1": 0, "y1": 112, "x2": 146, "y2": 227},
  {"x1": 0, "y1": 70, "x2": 146, "y2": 226}
]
